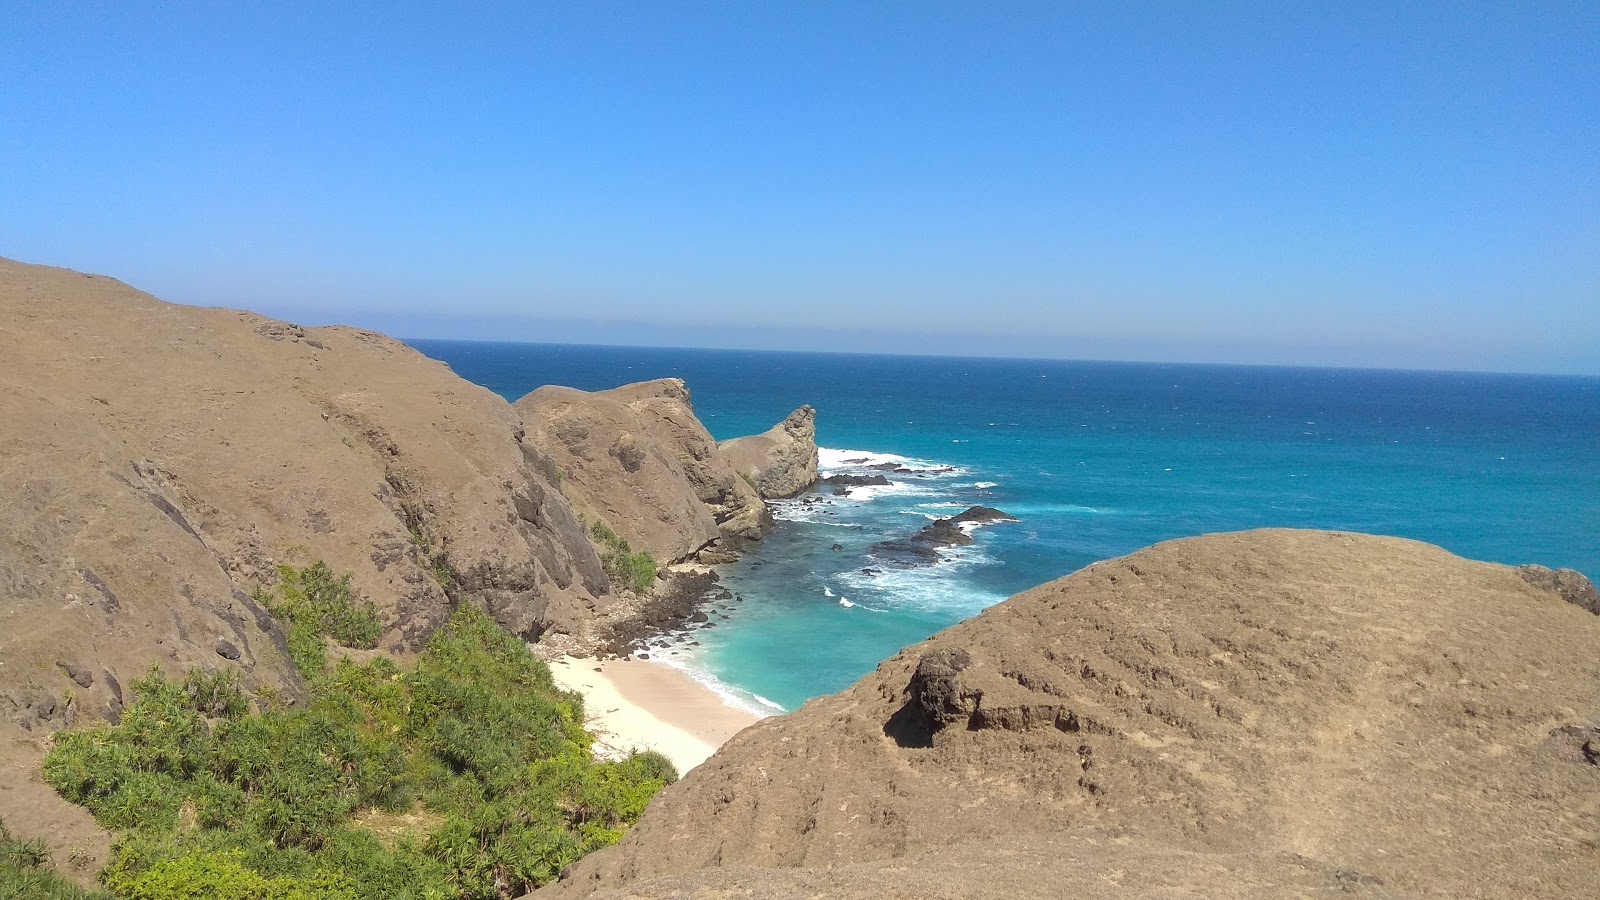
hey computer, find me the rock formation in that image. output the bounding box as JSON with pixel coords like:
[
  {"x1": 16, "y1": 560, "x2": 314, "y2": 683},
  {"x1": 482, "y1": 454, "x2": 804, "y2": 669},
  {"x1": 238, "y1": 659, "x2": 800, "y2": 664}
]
[
  {"x1": 537, "y1": 530, "x2": 1600, "y2": 899},
  {"x1": 870, "y1": 505, "x2": 1019, "y2": 565},
  {"x1": 515, "y1": 379, "x2": 770, "y2": 563},
  {"x1": 719, "y1": 406, "x2": 818, "y2": 498},
  {"x1": 0, "y1": 256, "x2": 610, "y2": 869}
]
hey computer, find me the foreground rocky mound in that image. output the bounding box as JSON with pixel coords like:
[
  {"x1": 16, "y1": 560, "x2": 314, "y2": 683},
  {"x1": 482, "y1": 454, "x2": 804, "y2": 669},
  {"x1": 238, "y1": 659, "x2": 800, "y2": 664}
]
[
  {"x1": 0, "y1": 257, "x2": 608, "y2": 869},
  {"x1": 719, "y1": 405, "x2": 818, "y2": 498},
  {"x1": 516, "y1": 379, "x2": 770, "y2": 563},
  {"x1": 539, "y1": 530, "x2": 1600, "y2": 899}
]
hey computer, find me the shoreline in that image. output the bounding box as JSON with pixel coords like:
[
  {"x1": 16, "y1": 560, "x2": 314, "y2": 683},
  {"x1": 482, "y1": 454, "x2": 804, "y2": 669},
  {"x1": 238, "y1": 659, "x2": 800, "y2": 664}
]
[{"x1": 547, "y1": 655, "x2": 762, "y2": 775}]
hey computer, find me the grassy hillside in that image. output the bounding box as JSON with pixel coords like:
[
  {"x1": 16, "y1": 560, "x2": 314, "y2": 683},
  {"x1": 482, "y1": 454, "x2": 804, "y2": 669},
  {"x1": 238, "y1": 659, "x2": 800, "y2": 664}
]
[{"x1": 41, "y1": 564, "x2": 674, "y2": 899}]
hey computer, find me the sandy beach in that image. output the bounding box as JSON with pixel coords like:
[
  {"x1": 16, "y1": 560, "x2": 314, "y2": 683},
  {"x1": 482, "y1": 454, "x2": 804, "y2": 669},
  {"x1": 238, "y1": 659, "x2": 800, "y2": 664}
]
[{"x1": 548, "y1": 656, "x2": 762, "y2": 775}]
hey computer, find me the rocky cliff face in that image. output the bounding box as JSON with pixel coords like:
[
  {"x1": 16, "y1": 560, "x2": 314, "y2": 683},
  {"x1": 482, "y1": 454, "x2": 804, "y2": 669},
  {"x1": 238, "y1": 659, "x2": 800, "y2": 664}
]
[
  {"x1": 538, "y1": 530, "x2": 1600, "y2": 900},
  {"x1": 718, "y1": 405, "x2": 818, "y2": 499},
  {"x1": 0, "y1": 257, "x2": 611, "y2": 867},
  {"x1": 515, "y1": 379, "x2": 771, "y2": 564}
]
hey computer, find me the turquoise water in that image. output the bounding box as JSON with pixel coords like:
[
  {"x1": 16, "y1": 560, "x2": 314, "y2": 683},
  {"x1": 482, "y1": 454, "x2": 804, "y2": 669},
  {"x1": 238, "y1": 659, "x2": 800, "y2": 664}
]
[{"x1": 409, "y1": 340, "x2": 1600, "y2": 713}]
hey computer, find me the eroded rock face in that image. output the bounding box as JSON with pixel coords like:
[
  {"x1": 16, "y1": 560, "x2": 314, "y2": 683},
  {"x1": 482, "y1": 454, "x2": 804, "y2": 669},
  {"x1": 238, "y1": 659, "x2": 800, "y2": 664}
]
[
  {"x1": 719, "y1": 406, "x2": 818, "y2": 499},
  {"x1": 516, "y1": 379, "x2": 770, "y2": 563},
  {"x1": 537, "y1": 530, "x2": 1600, "y2": 900},
  {"x1": 0, "y1": 256, "x2": 609, "y2": 864},
  {"x1": 1518, "y1": 564, "x2": 1600, "y2": 615}
]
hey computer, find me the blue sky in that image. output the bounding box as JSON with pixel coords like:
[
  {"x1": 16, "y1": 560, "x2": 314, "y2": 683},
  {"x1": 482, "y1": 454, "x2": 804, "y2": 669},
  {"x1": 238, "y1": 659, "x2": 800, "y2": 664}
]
[{"x1": 3, "y1": 3, "x2": 1596, "y2": 373}]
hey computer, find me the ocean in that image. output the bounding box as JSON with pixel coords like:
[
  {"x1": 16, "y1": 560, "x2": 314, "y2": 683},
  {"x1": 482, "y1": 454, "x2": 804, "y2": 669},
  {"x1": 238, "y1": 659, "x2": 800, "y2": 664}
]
[{"x1": 408, "y1": 340, "x2": 1600, "y2": 715}]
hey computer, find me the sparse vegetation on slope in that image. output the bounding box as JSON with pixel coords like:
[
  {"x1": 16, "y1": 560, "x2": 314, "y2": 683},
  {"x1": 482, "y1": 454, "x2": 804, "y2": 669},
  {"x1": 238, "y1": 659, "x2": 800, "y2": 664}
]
[
  {"x1": 43, "y1": 574, "x2": 677, "y2": 899},
  {"x1": 588, "y1": 520, "x2": 658, "y2": 595},
  {"x1": 0, "y1": 818, "x2": 112, "y2": 899}
]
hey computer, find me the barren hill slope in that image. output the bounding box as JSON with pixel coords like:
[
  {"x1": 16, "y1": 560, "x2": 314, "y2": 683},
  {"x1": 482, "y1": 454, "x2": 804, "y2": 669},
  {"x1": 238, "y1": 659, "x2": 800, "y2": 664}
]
[
  {"x1": 0, "y1": 257, "x2": 610, "y2": 868},
  {"x1": 540, "y1": 530, "x2": 1600, "y2": 899},
  {"x1": 516, "y1": 379, "x2": 770, "y2": 563}
]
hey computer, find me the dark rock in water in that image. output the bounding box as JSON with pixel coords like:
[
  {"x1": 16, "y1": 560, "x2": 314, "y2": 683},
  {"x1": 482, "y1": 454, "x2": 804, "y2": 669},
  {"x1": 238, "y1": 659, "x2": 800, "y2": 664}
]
[
  {"x1": 822, "y1": 474, "x2": 892, "y2": 487},
  {"x1": 637, "y1": 652, "x2": 650, "y2": 660},
  {"x1": 861, "y1": 567, "x2": 882, "y2": 576},
  {"x1": 690, "y1": 610, "x2": 709, "y2": 623},
  {"x1": 831, "y1": 543, "x2": 844, "y2": 551},
  {"x1": 831, "y1": 487, "x2": 851, "y2": 496},
  {"x1": 214, "y1": 638, "x2": 242, "y2": 660},
  {"x1": 870, "y1": 506, "x2": 1018, "y2": 567},
  {"x1": 949, "y1": 506, "x2": 1019, "y2": 526},
  {"x1": 842, "y1": 456, "x2": 870, "y2": 464}
]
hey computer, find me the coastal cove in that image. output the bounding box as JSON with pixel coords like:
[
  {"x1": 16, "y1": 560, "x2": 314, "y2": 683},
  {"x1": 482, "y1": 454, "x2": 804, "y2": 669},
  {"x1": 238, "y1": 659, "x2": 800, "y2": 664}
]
[{"x1": 410, "y1": 339, "x2": 1600, "y2": 712}]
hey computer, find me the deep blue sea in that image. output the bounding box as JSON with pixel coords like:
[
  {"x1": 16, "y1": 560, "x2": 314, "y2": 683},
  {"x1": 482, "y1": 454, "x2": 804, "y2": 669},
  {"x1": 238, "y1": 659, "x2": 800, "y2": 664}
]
[{"x1": 408, "y1": 340, "x2": 1600, "y2": 715}]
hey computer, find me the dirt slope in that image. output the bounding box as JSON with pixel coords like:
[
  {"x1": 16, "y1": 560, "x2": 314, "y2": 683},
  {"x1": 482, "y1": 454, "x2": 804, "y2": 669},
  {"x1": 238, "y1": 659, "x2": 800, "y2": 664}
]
[
  {"x1": 0, "y1": 256, "x2": 609, "y2": 872},
  {"x1": 539, "y1": 530, "x2": 1600, "y2": 899}
]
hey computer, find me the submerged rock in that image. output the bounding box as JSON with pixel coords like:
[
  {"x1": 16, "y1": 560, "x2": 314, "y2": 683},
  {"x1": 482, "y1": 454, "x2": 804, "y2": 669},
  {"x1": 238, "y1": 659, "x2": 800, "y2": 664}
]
[{"x1": 869, "y1": 506, "x2": 1019, "y2": 566}]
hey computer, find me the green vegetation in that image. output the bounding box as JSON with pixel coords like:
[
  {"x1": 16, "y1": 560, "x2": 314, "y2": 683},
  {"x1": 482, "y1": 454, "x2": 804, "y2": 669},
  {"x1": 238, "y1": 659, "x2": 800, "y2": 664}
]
[
  {"x1": 44, "y1": 595, "x2": 677, "y2": 899},
  {"x1": 0, "y1": 818, "x2": 111, "y2": 899},
  {"x1": 255, "y1": 561, "x2": 381, "y2": 677},
  {"x1": 587, "y1": 520, "x2": 658, "y2": 595}
]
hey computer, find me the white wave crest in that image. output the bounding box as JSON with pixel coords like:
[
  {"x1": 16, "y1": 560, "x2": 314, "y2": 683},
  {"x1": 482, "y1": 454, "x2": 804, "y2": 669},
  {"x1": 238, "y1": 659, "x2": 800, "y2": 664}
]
[{"x1": 817, "y1": 447, "x2": 968, "y2": 477}]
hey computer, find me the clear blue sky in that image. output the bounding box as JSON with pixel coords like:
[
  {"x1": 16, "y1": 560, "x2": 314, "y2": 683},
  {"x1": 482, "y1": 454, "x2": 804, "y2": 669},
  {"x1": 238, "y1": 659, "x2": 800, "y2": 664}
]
[{"x1": 3, "y1": 3, "x2": 1596, "y2": 373}]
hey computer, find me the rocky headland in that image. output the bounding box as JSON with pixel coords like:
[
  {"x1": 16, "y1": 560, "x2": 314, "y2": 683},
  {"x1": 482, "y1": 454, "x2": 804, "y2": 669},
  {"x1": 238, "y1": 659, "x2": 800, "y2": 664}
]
[
  {"x1": 4, "y1": 256, "x2": 1598, "y2": 898},
  {"x1": 516, "y1": 379, "x2": 771, "y2": 564},
  {"x1": 537, "y1": 530, "x2": 1600, "y2": 899},
  {"x1": 0, "y1": 256, "x2": 815, "y2": 875},
  {"x1": 718, "y1": 405, "x2": 819, "y2": 498}
]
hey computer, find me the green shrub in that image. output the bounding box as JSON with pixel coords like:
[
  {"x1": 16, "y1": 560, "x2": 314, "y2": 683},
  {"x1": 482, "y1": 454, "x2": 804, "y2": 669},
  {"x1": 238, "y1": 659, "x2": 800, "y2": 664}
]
[
  {"x1": 587, "y1": 519, "x2": 658, "y2": 594},
  {"x1": 258, "y1": 561, "x2": 381, "y2": 677},
  {"x1": 45, "y1": 595, "x2": 676, "y2": 899}
]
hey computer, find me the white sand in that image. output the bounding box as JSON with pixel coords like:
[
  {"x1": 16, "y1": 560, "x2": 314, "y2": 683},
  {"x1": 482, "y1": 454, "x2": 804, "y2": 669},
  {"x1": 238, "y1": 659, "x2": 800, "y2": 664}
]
[{"x1": 548, "y1": 656, "x2": 762, "y2": 775}]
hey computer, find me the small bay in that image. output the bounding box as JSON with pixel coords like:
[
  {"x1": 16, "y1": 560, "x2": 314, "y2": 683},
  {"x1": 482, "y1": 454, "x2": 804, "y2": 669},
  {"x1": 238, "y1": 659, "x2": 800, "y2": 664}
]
[{"x1": 410, "y1": 340, "x2": 1600, "y2": 712}]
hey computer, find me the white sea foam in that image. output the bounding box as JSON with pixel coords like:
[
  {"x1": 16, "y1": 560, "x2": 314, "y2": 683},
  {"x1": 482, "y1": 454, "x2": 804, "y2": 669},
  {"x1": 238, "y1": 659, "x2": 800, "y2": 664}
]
[
  {"x1": 973, "y1": 481, "x2": 999, "y2": 489},
  {"x1": 653, "y1": 655, "x2": 783, "y2": 718},
  {"x1": 838, "y1": 597, "x2": 855, "y2": 608},
  {"x1": 817, "y1": 447, "x2": 968, "y2": 477},
  {"x1": 822, "y1": 586, "x2": 835, "y2": 597}
]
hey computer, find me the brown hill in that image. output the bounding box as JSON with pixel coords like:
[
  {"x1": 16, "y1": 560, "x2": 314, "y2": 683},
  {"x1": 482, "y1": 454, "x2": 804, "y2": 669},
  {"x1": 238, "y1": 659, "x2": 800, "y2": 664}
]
[
  {"x1": 0, "y1": 256, "x2": 611, "y2": 872},
  {"x1": 516, "y1": 379, "x2": 770, "y2": 564},
  {"x1": 538, "y1": 530, "x2": 1600, "y2": 899}
]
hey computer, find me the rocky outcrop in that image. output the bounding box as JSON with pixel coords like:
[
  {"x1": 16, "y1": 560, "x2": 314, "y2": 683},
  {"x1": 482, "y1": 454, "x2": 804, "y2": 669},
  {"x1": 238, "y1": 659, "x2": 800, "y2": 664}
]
[
  {"x1": 515, "y1": 379, "x2": 770, "y2": 564},
  {"x1": 1517, "y1": 564, "x2": 1600, "y2": 615},
  {"x1": 719, "y1": 406, "x2": 818, "y2": 499},
  {"x1": 537, "y1": 530, "x2": 1600, "y2": 900},
  {"x1": 869, "y1": 505, "x2": 1018, "y2": 565},
  {"x1": 820, "y1": 473, "x2": 891, "y2": 487},
  {"x1": 0, "y1": 256, "x2": 610, "y2": 868}
]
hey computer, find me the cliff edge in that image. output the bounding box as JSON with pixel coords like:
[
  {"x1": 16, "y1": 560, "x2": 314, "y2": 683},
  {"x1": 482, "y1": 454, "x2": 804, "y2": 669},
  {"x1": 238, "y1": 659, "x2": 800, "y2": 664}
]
[
  {"x1": 538, "y1": 530, "x2": 1600, "y2": 899},
  {"x1": 0, "y1": 256, "x2": 611, "y2": 870},
  {"x1": 516, "y1": 379, "x2": 770, "y2": 564},
  {"x1": 718, "y1": 405, "x2": 818, "y2": 499}
]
